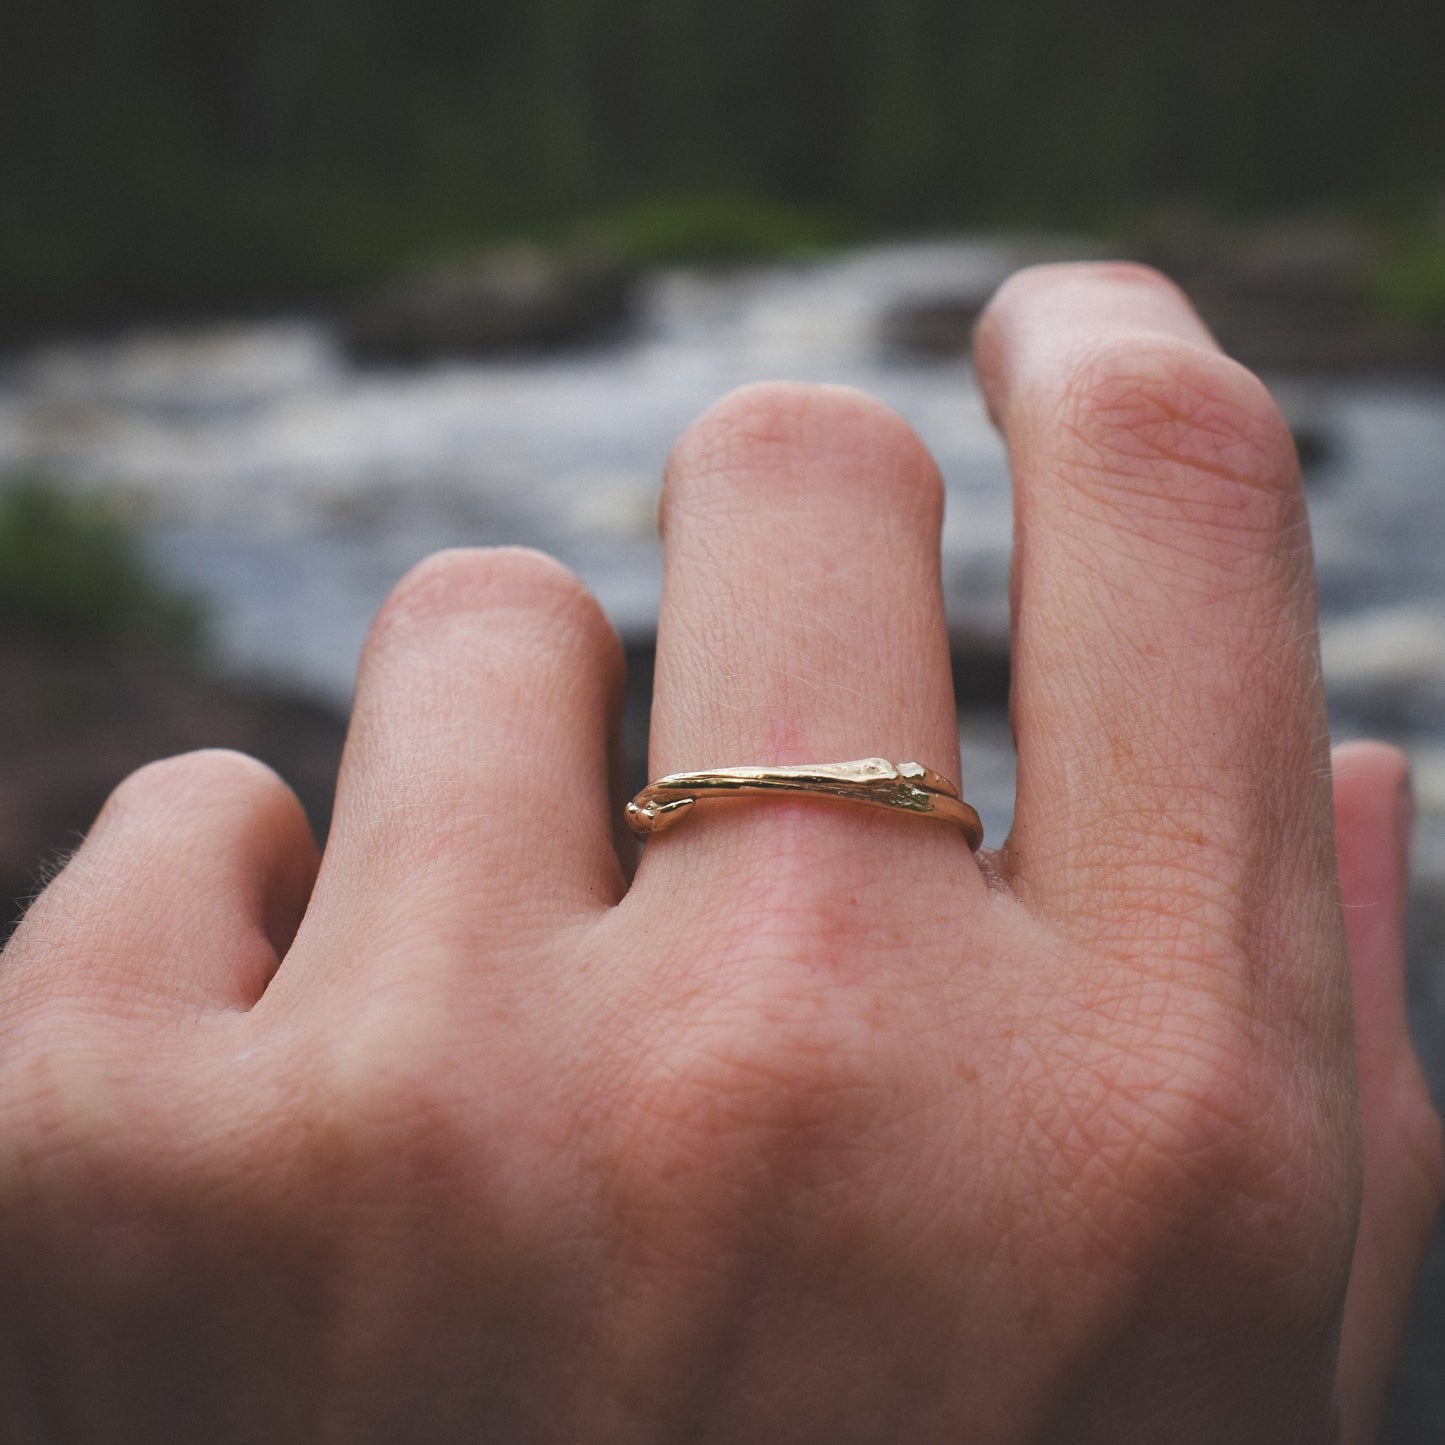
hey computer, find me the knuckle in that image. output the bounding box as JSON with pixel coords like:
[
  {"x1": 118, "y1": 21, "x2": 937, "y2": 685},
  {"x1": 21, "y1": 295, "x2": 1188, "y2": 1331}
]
[
  {"x1": 297, "y1": 995, "x2": 482, "y2": 1186},
  {"x1": 984, "y1": 260, "x2": 1187, "y2": 331},
  {"x1": 1052, "y1": 335, "x2": 1302, "y2": 542},
  {"x1": 1043, "y1": 1000, "x2": 1354, "y2": 1290},
  {"x1": 662, "y1": 380, "x2": 941, "y2": 530},
  {"x1": 370, "y1": 545, "x2": 615, "y2": 661},
  {"x1": 0, "y1": 1031, "x2": 316, "y2": 1309},
  {"x1": 1070, "y1": 259, "x2": 1190, "y2": 297},
  {"x1": 976, "y1": 262, "x2": 1193, "y2": 381},
  {"x1": 0, "y1": 1022, "x2": 162, "y2": 1200},
  {"x1": 97, "y1": 748, "x2": 283, "y2": 830},
  {"x1": 594, "y1": 996, "x2": 894, "y2": 1253}
]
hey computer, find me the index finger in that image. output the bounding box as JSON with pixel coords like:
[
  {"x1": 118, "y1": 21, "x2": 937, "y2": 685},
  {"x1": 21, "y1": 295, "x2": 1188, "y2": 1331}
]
[{"x1": 973, "y1": 265, "x2": 1340, "y2": 1018}]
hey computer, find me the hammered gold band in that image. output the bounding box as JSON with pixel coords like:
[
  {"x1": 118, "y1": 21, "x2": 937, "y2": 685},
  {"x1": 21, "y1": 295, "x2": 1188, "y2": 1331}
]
[{"x1": 625, "y1": 757, "x2": 983, "y2": 849}]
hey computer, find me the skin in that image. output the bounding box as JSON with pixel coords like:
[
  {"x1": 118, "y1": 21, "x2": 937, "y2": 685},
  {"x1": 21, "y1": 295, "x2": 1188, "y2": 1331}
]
[{"x1": 0, "y1": 263, "x2": 1439, "y2": 1442}]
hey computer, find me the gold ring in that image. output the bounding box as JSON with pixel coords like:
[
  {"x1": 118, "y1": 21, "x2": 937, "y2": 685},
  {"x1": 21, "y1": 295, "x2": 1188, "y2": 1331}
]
[{"x1": 625, "y1": 757, "x2": 982, "y2": 848}]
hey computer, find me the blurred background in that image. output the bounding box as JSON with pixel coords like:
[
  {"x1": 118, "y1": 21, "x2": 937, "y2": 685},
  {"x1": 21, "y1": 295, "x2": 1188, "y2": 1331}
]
[{"x1": 2, "y1": 1, "x2": 1444, "y2": 1434}]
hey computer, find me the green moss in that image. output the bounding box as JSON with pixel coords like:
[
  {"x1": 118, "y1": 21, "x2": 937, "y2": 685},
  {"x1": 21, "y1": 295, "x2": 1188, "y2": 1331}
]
[{"x1": 0, "y1": 478, "x2": 204, "y2": 654}]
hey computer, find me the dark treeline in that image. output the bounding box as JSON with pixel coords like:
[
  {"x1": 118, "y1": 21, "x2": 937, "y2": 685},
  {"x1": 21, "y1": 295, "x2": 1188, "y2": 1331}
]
[{"x1": 4, "y1": 0, "x2": 1444, "y2": 330}]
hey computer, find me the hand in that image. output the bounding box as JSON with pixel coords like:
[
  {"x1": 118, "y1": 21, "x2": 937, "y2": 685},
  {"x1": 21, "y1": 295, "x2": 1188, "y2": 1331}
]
[{"x1": 1, "y1": 264, "x2": 1438, "y2": 1443}]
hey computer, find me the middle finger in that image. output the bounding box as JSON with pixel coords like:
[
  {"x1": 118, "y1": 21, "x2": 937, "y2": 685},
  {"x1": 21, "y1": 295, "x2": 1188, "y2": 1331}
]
[{"x1": 639, "y1": 382, "x2": 977, "y2": 894}]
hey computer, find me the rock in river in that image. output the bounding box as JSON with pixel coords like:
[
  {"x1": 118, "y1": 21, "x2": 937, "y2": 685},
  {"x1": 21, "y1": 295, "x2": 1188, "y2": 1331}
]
[{"x1": 341, "y1": 243, "x2": 639, "y2": 362}]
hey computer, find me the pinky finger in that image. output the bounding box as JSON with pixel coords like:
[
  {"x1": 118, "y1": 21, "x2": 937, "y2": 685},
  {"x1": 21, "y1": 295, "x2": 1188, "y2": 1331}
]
[
  {"x1": 1333, "y1": 741, "x2": 1445, "y2": 1442},
  {"x1": 1, "y1": 750, "x2": 319, "y2": 1020}
]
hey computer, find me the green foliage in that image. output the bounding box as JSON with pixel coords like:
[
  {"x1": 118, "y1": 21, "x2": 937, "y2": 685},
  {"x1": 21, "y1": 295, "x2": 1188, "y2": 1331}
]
[
  {"x1": 589, "y1": 193, "x2": 855, "y2": 265},
  {"x1": 0, "y1": 479, "x2": 204, "y2": 653},
  {"x1": 1372, "y1": 240, "x2": 1445, "y2": 326}
]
